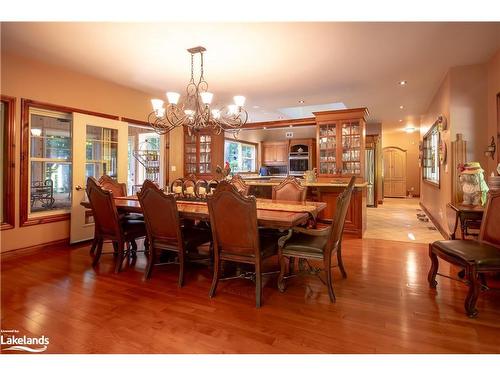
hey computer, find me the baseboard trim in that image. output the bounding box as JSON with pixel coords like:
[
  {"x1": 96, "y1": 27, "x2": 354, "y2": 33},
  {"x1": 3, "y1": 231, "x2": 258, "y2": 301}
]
[
  {"x1": 1, "y1": 238, "x2": 70, "y2": 260},
  {"x1": 419, "y1": 203, "x2": 449, "y2": 240}
]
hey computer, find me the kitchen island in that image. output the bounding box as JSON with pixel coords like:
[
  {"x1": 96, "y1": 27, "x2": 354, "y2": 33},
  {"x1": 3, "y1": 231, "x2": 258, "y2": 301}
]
[{"x1": 244, "y1": 178, "x2": 367, "y2": 238}]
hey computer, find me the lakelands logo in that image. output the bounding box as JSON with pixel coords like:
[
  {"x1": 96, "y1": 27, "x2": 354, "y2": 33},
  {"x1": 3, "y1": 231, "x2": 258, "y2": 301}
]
[{"x1": 1, "y1": 329, "x2": 49, "y2": 353}]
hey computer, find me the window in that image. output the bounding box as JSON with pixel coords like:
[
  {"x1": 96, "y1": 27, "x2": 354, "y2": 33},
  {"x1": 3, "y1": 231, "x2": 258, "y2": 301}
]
[
  {"x1": 1, "y1": 95, "x2": 16, "y2": 230},
  {"x1": 127, "y1": 123, "x2": 160, "y2": 194},
  {"x1": 422, "y1": 123, "x2": 440, "y2": 186},
  {"x1": 29, "y1": 109, "x2": 73, "y2": 214},
  {"x1": 224, "y1": 139, "x2": 257, "y2": 173}
]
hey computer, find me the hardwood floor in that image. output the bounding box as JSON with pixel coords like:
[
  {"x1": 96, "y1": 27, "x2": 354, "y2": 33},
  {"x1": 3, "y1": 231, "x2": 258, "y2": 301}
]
[{"x1": 1, "y1": 237, "x2": 500, "y2": 353}]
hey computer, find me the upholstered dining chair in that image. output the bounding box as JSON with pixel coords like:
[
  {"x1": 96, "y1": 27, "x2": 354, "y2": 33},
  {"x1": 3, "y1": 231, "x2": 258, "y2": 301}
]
[
  {"x1": 86, "y1": 177, "x2": 147, "y2": 273},
  {"x1": 229, "y1": 174, "x2": 250, "y2": 196},
  {"x1": 277, "y1": 176, "x2": 356, "y2": 302},
  {"x1": 138, "y1": 179, "x2": 211, "y2": 286},
  {"x1": 428, "y1": 190, "x2": 500, "y2": 317},
  {"x1": 272, "y1": 177, "x2": 307, "y2": 202},
  {"x1": 207, "y1": 181, "x2": 278, "y2": 308},
  {"x1": 98, "y1": 174, "x2": 127, "y2": 197}
]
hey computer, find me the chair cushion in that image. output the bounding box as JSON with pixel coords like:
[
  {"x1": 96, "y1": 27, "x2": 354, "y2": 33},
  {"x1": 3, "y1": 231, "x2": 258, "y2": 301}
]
[
  {"x1": 281, "y1": 232, "x2": 327, "y2": 258},
  {"x1": 121, "y1": 219, "x2": 146, "y2": 238},
  {"x1": 432, "y1": 240, "x2": 500, "y2": 268}
]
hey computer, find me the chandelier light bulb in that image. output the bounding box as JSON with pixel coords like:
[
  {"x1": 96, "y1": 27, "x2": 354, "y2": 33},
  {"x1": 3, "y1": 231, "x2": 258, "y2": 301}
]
[
  {"x1": 200, "y1": 92, "x2": 214, "y2": 105},
  {"x1": 166, "y1": 92, "x2": 180, "y2": 105},
  {"x1": 211, "y1": 109, "x2": 221, "y2": 119},
  {"x1": 228, "y1": 104, "x2": 238, "y2": 115},
  {"x1": 233, "y1": 95, "x2": 246, "y2": 107},
  {"x1": 151, "y1": 99, "x2": 164, "y2": 111},
  {"x1": 156, "y1": 108, "x2": 166, "y2": 118},
  {"x1": 184, "y1": 109, "x2": 195, "y2": 117}
]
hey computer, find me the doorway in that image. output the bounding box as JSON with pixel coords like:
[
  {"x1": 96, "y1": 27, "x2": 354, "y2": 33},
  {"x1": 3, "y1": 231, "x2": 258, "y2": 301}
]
[{"x1": 383, "y1": 147, "x2": 407, "y2": 198}]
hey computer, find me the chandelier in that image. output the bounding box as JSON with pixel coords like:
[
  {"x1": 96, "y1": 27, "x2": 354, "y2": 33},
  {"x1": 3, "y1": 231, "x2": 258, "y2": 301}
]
[{"x1": 148, "y1": 46, "x2": 248, "y2": 136}]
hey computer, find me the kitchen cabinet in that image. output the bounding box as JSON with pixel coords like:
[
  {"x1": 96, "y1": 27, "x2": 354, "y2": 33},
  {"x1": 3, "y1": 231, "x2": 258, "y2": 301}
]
[
  {"x1": 261, "y1": 141, "x2": 289, "y2": 166},
  {"x1": 315, "y1": 108, "x2": 368, "y2": 178},
  {"x1": 183, "y1": 129, "x2": 223, "y2": 178}
]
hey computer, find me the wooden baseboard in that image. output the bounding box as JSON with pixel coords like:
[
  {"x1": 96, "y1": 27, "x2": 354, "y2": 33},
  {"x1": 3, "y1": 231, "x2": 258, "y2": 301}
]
[
  {"x1": 1, "y1": 238, "x2": 70, "y2": 260},
  {"x1": 377, "y1": 199, "x2": 383, "y2": 205},
  {"x1": 419, "y1": 203, "x2": 449, "y2": 240}
]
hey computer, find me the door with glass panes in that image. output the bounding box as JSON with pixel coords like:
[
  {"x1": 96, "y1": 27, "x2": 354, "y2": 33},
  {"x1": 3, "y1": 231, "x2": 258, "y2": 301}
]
[{"x1": 70, "y1": 113, "x2": 128, "y2": 243}]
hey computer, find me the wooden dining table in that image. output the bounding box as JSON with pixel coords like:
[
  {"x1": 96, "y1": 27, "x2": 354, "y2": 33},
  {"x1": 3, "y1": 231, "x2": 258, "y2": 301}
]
[{"x1": 81, "y1": 195, "x2": 327, "y2": 230}]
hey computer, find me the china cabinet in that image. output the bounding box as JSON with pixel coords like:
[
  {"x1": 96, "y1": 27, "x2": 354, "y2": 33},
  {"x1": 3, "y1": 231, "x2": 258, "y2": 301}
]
[
  {"x1": 183, "y1": 130, "x2": 223, "y2": 178},
  {"x1": 315, "y1": 108, "x2": 368, "y2": 178}
]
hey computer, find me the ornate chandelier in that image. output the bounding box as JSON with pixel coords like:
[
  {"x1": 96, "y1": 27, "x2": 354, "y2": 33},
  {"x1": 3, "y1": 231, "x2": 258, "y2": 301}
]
[{"x1": 148, "y1": 46, "x2": 248, "y2": 136}]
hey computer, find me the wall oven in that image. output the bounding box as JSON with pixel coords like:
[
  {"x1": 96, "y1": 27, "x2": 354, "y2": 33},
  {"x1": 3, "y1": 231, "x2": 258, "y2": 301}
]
[{"x1": 289, "y1": 156, "x2": 309, "y2": 176}]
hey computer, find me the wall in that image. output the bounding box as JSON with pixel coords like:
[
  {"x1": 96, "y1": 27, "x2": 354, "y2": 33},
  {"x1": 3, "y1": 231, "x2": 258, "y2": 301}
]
[
  {"x1": 419, "y1": 55, "x2": 498, "y2": 232},
  {"x1": 0, "y1": 52, "x2": 167, "y2": 252},
  {"x1": 486, "y1": 49, "x2": 500, "y2": 175}
]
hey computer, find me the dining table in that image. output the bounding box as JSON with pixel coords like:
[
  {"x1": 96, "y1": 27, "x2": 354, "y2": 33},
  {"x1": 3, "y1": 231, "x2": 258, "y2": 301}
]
[{"x1": 81, "y1": 195, "x2": 327, "y2": 230}]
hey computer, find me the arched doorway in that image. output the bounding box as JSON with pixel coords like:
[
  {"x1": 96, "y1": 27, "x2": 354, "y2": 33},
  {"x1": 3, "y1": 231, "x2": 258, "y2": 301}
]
[{"x1": 383, "y1": 147, "x2": 407, "y2": 197}]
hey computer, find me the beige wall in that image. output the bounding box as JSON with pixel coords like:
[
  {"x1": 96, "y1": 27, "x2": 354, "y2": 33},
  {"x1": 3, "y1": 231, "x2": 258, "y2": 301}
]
[
  {"x1": 486, "y1": 49, "x2": 500, "y2": 175},
  {"x1": 0, "y1": 52, "x2": 173, "y2": 252},
  {"x1": 419, "y1": 51, "x2": 499, "y2": 232},
  {"x1": 382, "y1": 124, "x2": 421, "y2": 197}
]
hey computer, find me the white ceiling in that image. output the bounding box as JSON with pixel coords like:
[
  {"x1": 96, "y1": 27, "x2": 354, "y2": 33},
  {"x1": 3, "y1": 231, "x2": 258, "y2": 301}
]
[{"x1": 2, "y1": 22, "x2": 499, "y2": 127}]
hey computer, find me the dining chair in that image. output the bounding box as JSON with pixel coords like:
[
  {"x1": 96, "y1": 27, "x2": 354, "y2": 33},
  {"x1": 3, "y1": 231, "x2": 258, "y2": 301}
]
[
  {"x1": 138, "y1": 179, "x2": 211, "y2": 286},
  {"x1": 229, "y1": 174, "x2": 250, "y2": 196},
  {"x1": 277, "y1": 176, "x2": 356, "y2": 302},
  {"x1": 98, "y1": 174, "x2": 127, "y2": 197},
  {"x1": 207, "y1": 181, "x2": 277, "y2": 308},
  {"x1": 272, "y1": 176, "x2": 307, "y2": 202},
  {"x1": 86, "y1": 177, "x2": 147, "y2": 273},
  {"x1": 428, "y1": 190, "x2": 500, "y2": 317}
]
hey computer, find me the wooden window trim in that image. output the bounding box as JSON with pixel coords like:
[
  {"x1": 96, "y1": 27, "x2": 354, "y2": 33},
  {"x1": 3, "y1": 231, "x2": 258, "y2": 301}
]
[
  {"x1": 20, "y1": 99, "x2": 120, "y2": 227},
  {"x1": 422, "y1": 123, "x2": 441, "y2": 189},
  {"x1": 224, "y1": 137, "x2": 259, "y2": 174},
  {"x1": 1, "y1": 95, "x2": 16, "y2": 230}
]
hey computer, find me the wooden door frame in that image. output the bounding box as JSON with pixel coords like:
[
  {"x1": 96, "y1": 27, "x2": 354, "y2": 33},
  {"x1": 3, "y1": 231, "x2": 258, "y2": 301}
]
[{"x1": 382, "y1": 146, "x2": 407, "y2": 198}]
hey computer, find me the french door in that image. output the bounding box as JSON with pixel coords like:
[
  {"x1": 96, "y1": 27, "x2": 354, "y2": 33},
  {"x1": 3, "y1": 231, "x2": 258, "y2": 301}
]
[{"x1": 70, "y1": 113, "x2": 128, "y2": 244}]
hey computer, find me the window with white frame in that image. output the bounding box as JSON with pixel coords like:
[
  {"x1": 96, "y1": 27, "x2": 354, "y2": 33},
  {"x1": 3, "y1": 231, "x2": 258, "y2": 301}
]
[
  {"x1": 422, "y1": 124, "x2": 440, "y2": 186},
  {"x1": 29, "y1": 108, "x2": 73, "y2": 214},
  {"x1": 224, "y1": 139, "x2": 257, "y2": 173}
]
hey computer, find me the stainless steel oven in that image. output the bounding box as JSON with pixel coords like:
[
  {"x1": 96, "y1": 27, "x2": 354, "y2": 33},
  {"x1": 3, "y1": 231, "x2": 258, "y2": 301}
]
[{"x1": 289, "y1": 155, "x2": 309, "y2": 176}]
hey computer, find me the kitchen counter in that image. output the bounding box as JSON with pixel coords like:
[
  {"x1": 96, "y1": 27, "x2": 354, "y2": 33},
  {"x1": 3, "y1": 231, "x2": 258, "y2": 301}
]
[{"x1": 244, "y1": 179, "x2": 368, "y2": 188}]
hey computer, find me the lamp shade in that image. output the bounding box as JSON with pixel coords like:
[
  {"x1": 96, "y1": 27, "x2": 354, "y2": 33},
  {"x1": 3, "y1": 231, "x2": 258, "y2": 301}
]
[
  {"x1": 151, "y1": 99, "x2": 164, "y2": 111},
  {"x1": 211, "y1": 109, "x2": 221, "y2": 119},
  {"x1": 228, "y1": 104, "x2": 238, "y2": 115},
  {"x1": 200, "y1": 92, "x2": 213, "y2": 105},
  {"x1": 233, "y1": 95, "x2": 246, "y2": 107},
  {"x1": 166, "y1": 92, "x2": 180, "y2": 105}
]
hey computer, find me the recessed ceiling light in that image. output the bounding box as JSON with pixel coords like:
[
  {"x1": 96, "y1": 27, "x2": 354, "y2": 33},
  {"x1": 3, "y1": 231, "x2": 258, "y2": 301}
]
[
  {"x1": 399, "y1": 105, "x2": 404, "y2": 109},
  {"x1": 399, "y1": 80, "x2": 407, "y2": 86},
  {"x1": 289, "y1": 125, "x2": 293, "y2": 128},
  {"x1": 299, "y1": 100, "x2": 305, "y2": 104},
  {"x1": 399, "y1": 119, "x2": 403, "y2": 122},
  {"x1": 253, "y1": 105, "x2": 260, "y2": 109},
  {"x1": 263, "y1": 127, "x2": 267, "y2": 130}
]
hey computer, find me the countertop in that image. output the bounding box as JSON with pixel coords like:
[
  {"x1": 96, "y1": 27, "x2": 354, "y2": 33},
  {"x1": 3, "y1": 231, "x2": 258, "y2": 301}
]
[{"x1": 245, "y1": 180, "x2": 368, "y2": 188}]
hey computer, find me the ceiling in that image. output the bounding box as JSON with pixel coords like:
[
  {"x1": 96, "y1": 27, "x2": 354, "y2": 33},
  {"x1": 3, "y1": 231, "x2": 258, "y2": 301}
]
[{"x1": 2, "y1": 22, "x2": 499, "y2": 128}]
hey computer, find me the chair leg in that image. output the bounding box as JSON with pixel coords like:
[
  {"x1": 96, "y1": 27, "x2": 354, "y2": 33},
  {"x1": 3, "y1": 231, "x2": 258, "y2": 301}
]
[
  {"x1": 277, "y1": 250, "x2": 287, "y2": 293},
  {"x1": 178, "y1": 250, "x2": 185, "y2": 288},
  {"x1": 92, "y1": 239, "x2": 103, "y2": 267},
  {"x1": 89, "y1": 238, "x2": 98, "y2": 255},
  {"x1": 255, "y1": 261, "x2": 263, "y2": 308},
  {"x1": 144, "y1": 244, "x2": 155, "y2": 280},
  {"x1": 114, "y1": 240, "x2": 125, "y2": 274},
  {"x1": 209, "y1": 253, "x2": 220, "y2": 298},
  {"x1": 324, "y1": 253, "x2": 336, "y2": 303},
  {"x1": 337, "y1": 244, "x2": 347, "y2": 279},
  {"x1": 112, "y1": 241, "x2": 119, "y2": 257},
  {"x1": 144, "y1": 237, "x2": 150, "y2": 256},
  {"x1": 130, "y1": 239, "x2": 137, "y2": 259},
  {"x1": 427, "y1": 244, "x2": 439, "y2": 288},
  {"x1": 465, "y1": 264, "x2": 480, "y2": 318},
  {"x1": 289, "y1": 256, "x2": 295, "y2": 275}
]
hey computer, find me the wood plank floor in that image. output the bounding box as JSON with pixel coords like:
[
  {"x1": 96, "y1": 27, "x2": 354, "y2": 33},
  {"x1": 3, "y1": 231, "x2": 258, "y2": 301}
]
[{"x1": 1, "y1": 238, "x2": 500, "y2": 353}]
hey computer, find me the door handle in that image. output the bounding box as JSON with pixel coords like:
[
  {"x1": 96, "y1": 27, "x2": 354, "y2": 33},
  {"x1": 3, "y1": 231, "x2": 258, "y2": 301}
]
[{"x1": 75, "y1": 185, "x2": 83, "y2": 191}]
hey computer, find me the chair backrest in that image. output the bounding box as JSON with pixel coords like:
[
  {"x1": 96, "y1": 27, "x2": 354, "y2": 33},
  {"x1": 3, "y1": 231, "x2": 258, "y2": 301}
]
[
  {"x1": 86, "y1": 177, "x2": 122, "y2": 238},
  {"x1": 230, "y1": 175, "x2": 250, "y2": 196},
  {"x1": 208, "y1": 181, "x2": 260, "y2": 259},
  {"x1": 138, "y1": 179, "x2": 183, "y2": 249},
  {"x1": 272, "y1": 177, "x2": 307, "y2": 202},
  {"x1": 98, "y1": 175, "x2": 127, "y2": 197},
  {"x1": 326, "y1": 176, "x2": 356, "y2": 252},
  {"x1": 479, "y1": 190, "x2": 500, "y2": 246}
]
